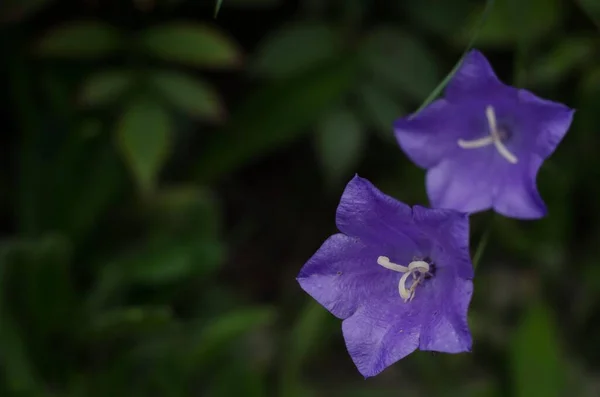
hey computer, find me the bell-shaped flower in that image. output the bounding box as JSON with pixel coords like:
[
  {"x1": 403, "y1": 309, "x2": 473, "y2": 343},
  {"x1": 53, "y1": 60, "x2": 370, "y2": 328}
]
[
  {"x1": 394, "y1": 50, "x2": 574, "y2": 219},
  {"x1": 297, "y1": 176, "x2": 474, "y2": 378}
]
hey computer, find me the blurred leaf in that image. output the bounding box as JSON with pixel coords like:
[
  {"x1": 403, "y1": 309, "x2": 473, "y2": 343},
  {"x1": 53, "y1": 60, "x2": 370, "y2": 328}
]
[
  {"x1": 0, "y1": 0, "x2": 51, "y2": 23},
  {"x1": 357, "y1": 84, "x2": 405, "y2": 139},
  {"x1": 21, "y1": 235, "x2": 75, "y2": 332},
  {"x1": 195, "y1": 56, "x2": 358, "y2": 182},
  {"x1": 150, "y1": 70, "x2": 224, "y2": 121},
  {"x1": 362, "y1": 27, "x2": 440, "y2": 100},
  {"x1": 87, "y1": 187, "x2": 222, "y2": 309},
  {"x1": 139, "y1": 23, "x2": 242, "y2": 68},
  {"x1": 61, "y1": 135, "x2": 127, "y2": 240},
  {"x1": 90, "y1": 305, "x2": 173, "y2": 339},
  {"x1": 189, "y1": 307, "x2": 275, "y2": 367},
  {"x1": 36, "y1": 21, "x2": 121, "y2": 59},
  {"x1": 510, "y1": 301, "x2": 564, "y2": 397},
  {"x1": 280, "y1": 301, "x2": 335, "y2": 396},
  {"x1": 529, "y1": 37, "x2": 595, "y2": 86},
  {"x1": 148, "y1": 186, "x2": 221, "y2": 237},
  {"x1": 415, "y1": 0, "x2": 496, "y2": 114},
  {"x1": 214, "y1": 0, "x2": 223, "y2": 17},
  {"x1": 577, "y1": 0, "x2": 600, "y2": 29},
  {"x1": 401, "y1": 0, "x2": 473, "y2": 36},
  {"x1": 79, "y1": 70, "x2": 133, "y2": 107},
  {"x1": 464, "y1": 0, "x2": 561, "y2": 47},
  {"x1": 117, "y1": 97, "x2": 172, "y2": 192},
  {"x1": 0, "y1": 242, "x2": 42, "y2": 394},
  {"x1": 252, "y1": 22, "x2": 342, "y2": 79},
  {"x1": 315, "y1": 107, "x2": 365, "y2": 184},
  {"x1": 127, "y1": 235, "x2": 223, "y2": 286},
  {"x1": 208, "y1": 363, "x2": 267, "y2": 397}
]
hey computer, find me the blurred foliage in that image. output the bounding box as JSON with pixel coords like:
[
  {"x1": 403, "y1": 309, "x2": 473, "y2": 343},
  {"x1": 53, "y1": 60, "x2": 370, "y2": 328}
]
[{"x1": 0, "y1": 0, "x2": 600, "y2": 396}]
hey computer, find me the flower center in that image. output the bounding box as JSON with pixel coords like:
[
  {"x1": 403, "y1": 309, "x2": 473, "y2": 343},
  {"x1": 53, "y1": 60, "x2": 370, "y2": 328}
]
[
  {"x1": 377, "y1": 256, "x2": 434, "y2": 302},
  {"x1": 457, "y1": 105, "x2": 518, "y2": 164}
]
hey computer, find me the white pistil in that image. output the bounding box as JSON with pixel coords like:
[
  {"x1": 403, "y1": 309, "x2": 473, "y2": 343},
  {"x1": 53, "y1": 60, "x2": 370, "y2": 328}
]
[
  {"x1": 377, "y1": 256, "x2": 431, "y2": 302},
  {"x1": 457, "y1": 105, "x2": 518, "y2": 164}
]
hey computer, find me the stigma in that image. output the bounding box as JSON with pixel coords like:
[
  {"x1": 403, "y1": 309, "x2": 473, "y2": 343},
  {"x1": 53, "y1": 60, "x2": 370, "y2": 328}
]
[
  {"x1": 377, "y1": 256, "x2": 433, "y2": 302},
  {"x1": 457, "y1": 105, "x2": 518, "y2": 164}
]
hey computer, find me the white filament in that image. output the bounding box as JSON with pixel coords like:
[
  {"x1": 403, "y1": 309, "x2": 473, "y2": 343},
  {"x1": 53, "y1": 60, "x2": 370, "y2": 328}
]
[
  {"x1": 377, "y1": 256, "x2": 430, "y2": 302},
  {"x1": 457, "y1": 105, "x2": 518, "y2": 164}
]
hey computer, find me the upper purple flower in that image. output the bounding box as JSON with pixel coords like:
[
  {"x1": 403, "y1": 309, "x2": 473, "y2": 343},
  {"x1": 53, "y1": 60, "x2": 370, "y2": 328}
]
[
  {"x1": 297, "y1": 176, "x2": 473, "y2": 378},
  {"x1": 394, "y1": 49, "x2": 575, "y2": 219}
]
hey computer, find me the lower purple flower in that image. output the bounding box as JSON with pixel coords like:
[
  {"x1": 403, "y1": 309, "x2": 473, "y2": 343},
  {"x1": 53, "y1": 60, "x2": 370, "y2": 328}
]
[{"x1": 297, "y1": 176, "x2": 474, "y2": 378}]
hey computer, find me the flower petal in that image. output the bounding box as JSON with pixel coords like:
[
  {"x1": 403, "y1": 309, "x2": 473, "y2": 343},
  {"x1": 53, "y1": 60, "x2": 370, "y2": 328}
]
[
  {"x1": 445, "y1": 50, "x2": 506, "y2": 100},
  {"x1": 517, "y1": 89, "x2": 575, "y2": 158},
  {"x1": 493, "y1": 155, "x2": 547, "y2": 219},
  {"x1": 297, "y1": 233, "x2": 397, "y2": 319},
  {"x1": 342, "y1": 299, "x2": 424, "y2": 377},
  {"x1": 419, "y1": 276, "x2": 473, "y2": 353},
  {"x1": 336, "y1": 176, "x2": 422, "y2": 250},
  {"x1": 394, "y1": 99, "x2": 474, "y2": 169},
  {"x1": 412, "y1": 206, "x2": 473, "y2": 279},
  {"x1": 425, "y1": 149, "x2": 505, "y2": 214}
]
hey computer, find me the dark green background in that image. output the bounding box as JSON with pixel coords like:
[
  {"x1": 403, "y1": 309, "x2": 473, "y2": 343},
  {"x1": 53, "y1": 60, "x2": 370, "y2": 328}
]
[{"x1": 1, "y1": 0, "x2": 599, "y2": 396}]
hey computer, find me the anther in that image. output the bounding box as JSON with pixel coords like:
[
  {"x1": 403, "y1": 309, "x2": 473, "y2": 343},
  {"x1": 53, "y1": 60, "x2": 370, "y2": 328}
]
[{"x1": 457, "y1": 105, "x2": 518, "y2": 164}]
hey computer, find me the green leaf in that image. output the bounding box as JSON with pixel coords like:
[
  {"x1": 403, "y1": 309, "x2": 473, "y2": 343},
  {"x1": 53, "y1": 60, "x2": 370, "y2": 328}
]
[
  {"x1": 195, "y1": 56, "x2": 358, "y2": 182},
  {"x1": 189, "y1": 307, "x2": 275, "y2": 366},
  {"x1": 127, "y1": 235, "x2": 223, "y2": 286},
  {"x1": 463, "y1": 0, "x2": 561, "y2": 47},
  {"x1": 362, "y1": 27, "x2": 440, "y2": 100},
  {"x1": 36, "y1": 21, "x2": 121, "y2": 59},
  {"x1": 510, "y1": 301, "x2": 564, "y2": 397},
  {"x1": 357, "y1": 84, "x2": 405, "y2": 139},
  {"x1": 315, "y1": 107, "x2": 365, "y2": 184},
  {"x1": 252, "y1": 22, "x2": 342, "y2": 79},
  {"x1": 529, "y1": 37, "x2": 595, "y2": 87},
  {"x1": 79, "y1": 70, "x2": 133, "y2": 107},
  {"x1": 117, "y1": 97, "x2": 172, "y2": 192},
  {"x1": 139, "y1": 23, "x2": 242, "y2": 68},
  {"x1": 89, "y1": 306, "x2": 174, "y2": 339},
  {"x1": 150, "y1": 70, "x2": 224, "y2": 121}
]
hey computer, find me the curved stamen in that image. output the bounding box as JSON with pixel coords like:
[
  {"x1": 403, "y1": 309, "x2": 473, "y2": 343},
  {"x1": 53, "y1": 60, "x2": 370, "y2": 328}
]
[
  {"x1": 398, "y1": 271, "x2": 413, "y2": 301},
  {"x1": 377, "y1": 256, "x2": 409, "y2": 272},
  {"x1": 456, "y1": 105, "x2": 518, "y2": 164},
  {"x1": 378, "y1": 256, "x2": 432, "y2": 302}
]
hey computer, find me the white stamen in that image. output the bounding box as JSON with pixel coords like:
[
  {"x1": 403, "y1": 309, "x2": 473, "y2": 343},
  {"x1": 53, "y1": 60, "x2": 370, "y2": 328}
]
[
  {"x1": 456, "y1": 105, "x2": 518, "y2": 164},
  {"x1": 458, "y1": 136, "x2": 495, "y2": 149},
  {"x1": 378, "y1": 257, "x2": 431, "y2": 302},
  {"x1": 377, "y1": 256, "x2": 409, "y2": 272},
  {"x1": 398, "y1": 271, "x2": 412, "y2": 300}
]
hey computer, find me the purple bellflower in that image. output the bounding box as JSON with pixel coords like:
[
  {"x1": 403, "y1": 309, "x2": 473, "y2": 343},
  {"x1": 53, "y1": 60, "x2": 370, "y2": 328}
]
[
  {"x1": 394, "y1": 50, "x2": 575, "y2": 219},
  {"x1": 297, "y1": 176, "x2": 473, "y2": 378}
]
